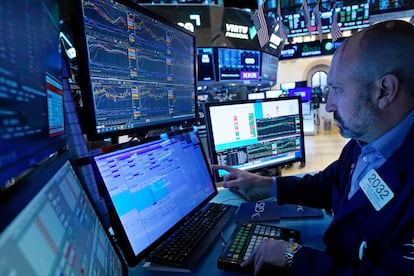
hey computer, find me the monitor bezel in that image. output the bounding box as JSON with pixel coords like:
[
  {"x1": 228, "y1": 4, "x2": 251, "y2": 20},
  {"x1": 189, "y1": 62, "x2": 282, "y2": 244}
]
[
  {"x1": 72, "y1": 0, "x2": 198, "y2": 141},
  {"x1": 204, "y1": 96, "x2": 306, "y2": 182}
]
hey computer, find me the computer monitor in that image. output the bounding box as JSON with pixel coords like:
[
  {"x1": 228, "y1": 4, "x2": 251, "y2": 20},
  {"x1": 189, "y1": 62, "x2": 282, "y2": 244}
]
[
  {"x1": 261, "y1": 52, "x2": 278, "y2": 85},
  {"x1": 197, "y1": 47, "x2": 217, "y2": 83},
  {"x1": 204, "y1": 97, "x2": 306, "y2": 180},
  {"x1": 288, "y1": 87, "x2": 312, "y2": 102},
  {"x1": 0, "y1": 154, "x2": 128, "y2": 275},
  {"x1": 280, "y1": 82, "x2": 296, "y2": 91},
  {"x1": 72, "y1": 0, "x2": 197, "y2": 141},
  {"x1": 247, "y1": 92, "x2": 265, "y2": 100},
  {"x1": 92, "y1": 128, "x2": 218, "y2": 266},
  {"x1": 0, "y1": 0, "x2": 66, "y2": 186},
  {"x1": 217, "y1": 48, "x2": 260, "y2": 83},
  {"x1": 265, "y1": 89, "x2": 283, "y2": 99}
]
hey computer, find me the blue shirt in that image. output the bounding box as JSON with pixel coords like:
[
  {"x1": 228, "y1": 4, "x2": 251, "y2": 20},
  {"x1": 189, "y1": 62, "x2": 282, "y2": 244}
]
[{"x1": 348, "y1": 109, "x2": 414, "y2": 199}]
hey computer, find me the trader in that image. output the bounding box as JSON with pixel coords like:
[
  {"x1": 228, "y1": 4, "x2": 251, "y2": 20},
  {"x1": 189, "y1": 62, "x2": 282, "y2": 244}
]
[{"x1": 213, "y1": 20, "x2": 414, "y2": 275}]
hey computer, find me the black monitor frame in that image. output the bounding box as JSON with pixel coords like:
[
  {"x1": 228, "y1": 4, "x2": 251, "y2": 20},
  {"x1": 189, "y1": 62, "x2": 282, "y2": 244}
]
[
  {"x1": 204, "y1": 97, "x2": 306, "y2": 181},
  {"x1": 71, "y1": 0, "x2": 197, "y2": 141}
]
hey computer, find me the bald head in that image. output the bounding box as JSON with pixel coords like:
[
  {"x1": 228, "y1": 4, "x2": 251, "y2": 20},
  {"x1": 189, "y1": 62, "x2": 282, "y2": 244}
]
[
  {"x1": 326, "y1": 20, "x2": 414, "y2": 142},
  {"x1": 334, "y1": 20, "x2": 414, "y2": 94}
]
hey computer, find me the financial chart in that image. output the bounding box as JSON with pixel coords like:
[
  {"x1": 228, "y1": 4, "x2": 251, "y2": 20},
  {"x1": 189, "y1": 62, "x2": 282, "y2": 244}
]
[{"x1": 82, "y1": 0, "x2": 195, "y2": 133}]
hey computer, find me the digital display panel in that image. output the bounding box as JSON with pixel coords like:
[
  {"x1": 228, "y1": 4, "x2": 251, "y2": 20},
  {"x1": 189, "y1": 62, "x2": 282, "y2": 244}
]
[
  {"x1": 0, "y1": 0, "x2": 66, "y2": 185},
  {"x1": 217, "y1": 48, "x2": 260, "y2": 82},
  {"x1": 283, "y1": 3, "x2": 370, "y2": 38},
  {"x1": 205, "y1": 97, "x2": 305, "y2": 180},
  {"x1": 0, "y1": 157, "x2": 127, "y2": 275},
  {"x1": 73, "y1": 0, "x2": 197, "y2": 140},
  {"x1": 288, "y1": 87, "x2": 312, "y2": 102},
  {"x1": 197, "y1": 47, "x2": 216, "y2": 82},
  {"x1": 261, "y1": 52, "x2": 278, "y2": 85}
]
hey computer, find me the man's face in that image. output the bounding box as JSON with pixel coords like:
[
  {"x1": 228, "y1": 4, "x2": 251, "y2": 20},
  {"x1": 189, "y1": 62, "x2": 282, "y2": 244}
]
[{"x1": 325, "y1": 47, "x2": 379, "y2": 142}]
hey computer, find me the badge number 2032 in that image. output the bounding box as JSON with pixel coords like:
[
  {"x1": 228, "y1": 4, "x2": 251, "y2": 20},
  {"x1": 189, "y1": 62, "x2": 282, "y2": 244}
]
[{"x1": 360, "y1": 169, "x2": 394, "y2": 211}]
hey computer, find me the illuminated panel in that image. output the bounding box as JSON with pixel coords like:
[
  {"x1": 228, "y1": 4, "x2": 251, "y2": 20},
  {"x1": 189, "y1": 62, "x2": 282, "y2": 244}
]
[
  {"x1": 218, "y1": 48, "x2": 260, "y2": 82},
  {"x1": 283, "y1": 3, "x2": 369, "y2": 38},
  {"x1": 0, "y1": 0, "x2": 65, "y2": 184},
  {"x1": 205, "y1": 97, "x2": 305, "y2": 179},
  {"x1": 76, "y1": 0, "x2": 196, "y2": 139},
  {"x1": 196, "y1": 47, "x2": 216, "y2": 82}
]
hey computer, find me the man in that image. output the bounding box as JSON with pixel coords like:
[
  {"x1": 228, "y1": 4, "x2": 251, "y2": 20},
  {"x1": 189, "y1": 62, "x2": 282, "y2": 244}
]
[{"x1": 213, "y1": 20, "x2": 414, "y2": 275}]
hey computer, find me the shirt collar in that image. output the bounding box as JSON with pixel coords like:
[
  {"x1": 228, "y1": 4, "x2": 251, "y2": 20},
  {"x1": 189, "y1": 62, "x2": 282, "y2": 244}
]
[{"x1": 361, "y1": 109, "x2": 414, "y2": 159}]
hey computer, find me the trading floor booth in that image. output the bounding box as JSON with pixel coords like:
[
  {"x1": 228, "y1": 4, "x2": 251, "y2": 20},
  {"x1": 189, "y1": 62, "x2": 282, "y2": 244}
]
[{"x1": 1, "y1": 0, "x2": 332, "y2": 275}]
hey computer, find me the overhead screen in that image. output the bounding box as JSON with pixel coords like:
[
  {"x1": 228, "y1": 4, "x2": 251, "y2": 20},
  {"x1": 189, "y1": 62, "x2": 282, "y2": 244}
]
[
  {"x1": 217, "y1": 48, "x2": 260, "y2": 82},
  {"x1": 0, "y1": 0, "x2": 66, "y2": 186},
  {"x1": 73, "y1": 0, "x2": 197, "y2": 140},
  {"x1": 196, "y1": 47, "x2": 279, "y2": 87},
  {"x1": 261, "y1": 52, "x2": 278, "y2": 86},
  {"x1": 205, "y1": 97, "x2": 306, "y2": 180},
  {"x1": 283, "y1": 3, "x2": 370, "y2": 38},
  {"x1": 197, "y1": 47, "x2": 217, "y2": 83}
]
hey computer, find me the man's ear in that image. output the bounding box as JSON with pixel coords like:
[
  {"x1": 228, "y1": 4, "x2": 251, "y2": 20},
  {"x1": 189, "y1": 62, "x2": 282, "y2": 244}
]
[{"x1": 376, "y1": 73, "x2": 399, "y2": 109}]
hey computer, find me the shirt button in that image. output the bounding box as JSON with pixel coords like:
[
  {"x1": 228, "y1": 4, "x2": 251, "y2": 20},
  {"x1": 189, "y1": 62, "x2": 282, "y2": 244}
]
[{"x1": 363, "y1": 156, "x2": 368, "y2": 162}]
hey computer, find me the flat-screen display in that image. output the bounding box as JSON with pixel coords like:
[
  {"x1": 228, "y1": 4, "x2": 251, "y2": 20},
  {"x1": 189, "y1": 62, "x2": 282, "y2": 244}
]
[
  {"x1": 280, "y1": 82, "x2": 296, "y2": 91},
  {"x1": 0, "y1": 0, "x2": 66, "y2": 186},
  {"x1": 265, "y1": 90, "x2": 283, "y2": 99},
  {"x1": 302, "y1": 101, "x2": 312, "y2": 116},
  {"x1": 0, "y1": 154, "x2": 127, "y2": 275},
  {"x1": 197, "y1": 47, "x2": 216, "y2": 83},
  {"x1": 92, "y1": 128, "x2": 217, "y2": 266},
  {"x1": 261, "y1": 52, "x2": 278, "y2": 85},
  {"x1": 205, "y1": 97, "x2": 305, "y2": 180},
  {"x1": 248, "y1": 92, "x2": 265, "y2": 100},
  {"x1": 288, "y1": 87, "x2": 312, "y2": 102},
  {"x1": 283, "y1": 3, "x2": 369, "y2": 38},
  {"x1": 217, "y1": 48, "x2": 260, "y2": 82},
  {"x1": 73, "y1": 0, "x2": 197, "y2": 140}
]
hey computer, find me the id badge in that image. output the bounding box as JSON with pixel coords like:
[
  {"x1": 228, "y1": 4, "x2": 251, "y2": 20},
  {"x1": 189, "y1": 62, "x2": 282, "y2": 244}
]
[{"x1": 359, "y1": 169, "x2": 394, "y2": 211}]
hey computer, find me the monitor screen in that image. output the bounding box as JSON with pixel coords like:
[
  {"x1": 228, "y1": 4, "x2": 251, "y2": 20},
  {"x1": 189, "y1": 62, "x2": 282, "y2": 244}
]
[
  {"x1": 288, "y1": 87, "x2": 312, "y2": 102},
  {"x1": 261, "y1": 52, "x2": 278, "y2": 85},
  {"x1": 302, "y1": 101, "x2": 312, "y2": 116},
  {"x1": 92, "y1": 128, "x2": 217, "y2": 266},
  {"x1": 0, "y1": 0, "x2": 66, "y2": 186},
  {"x1": 248, "y1": 92, "x2": 265, "y2": 100},
  {"x1": 204, "y1": 97, "x2": 305, "y2": 179},
  {"x1": 265, "y1": 89, "x2": 283, "y2": 99},
  {"x1": 73, "y1": 0, "x2": 197, "y2": 140},
  {"x1": 197, "y1": 47, "x2": 217, "y2": 83},
  {"x1": 280, "y1": 82, "x2": 296, "y2": 91},
  {"x1": 217, "y1": 48, "x2": 260, "y2": 82},
  {"x1": 0, "y1": 155, "x2": 127, "y2": 275},
  {"x1": 282, "y1": 3, "x2": 369, "y2": 38}
]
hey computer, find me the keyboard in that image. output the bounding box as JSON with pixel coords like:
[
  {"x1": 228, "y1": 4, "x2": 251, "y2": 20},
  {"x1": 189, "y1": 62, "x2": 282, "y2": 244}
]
[
  {"x1": 146, "y1": 202, "x2": 237, "y2": 269},
  {"x1": 217, "y1": 222, "x2": 301, "y2": 273}
]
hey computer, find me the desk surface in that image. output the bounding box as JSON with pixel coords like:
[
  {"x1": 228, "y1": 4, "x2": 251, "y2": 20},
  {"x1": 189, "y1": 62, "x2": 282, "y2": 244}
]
[{"x1": 129, "y1": 189, "x2": 332, "y2": 275}]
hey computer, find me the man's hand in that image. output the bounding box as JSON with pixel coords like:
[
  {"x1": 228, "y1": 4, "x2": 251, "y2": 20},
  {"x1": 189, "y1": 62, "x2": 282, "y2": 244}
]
[
  {"x1": 211, "y1": 164, "x2": 273, "y2": 201},
  {"x1": 241, "y1": 239, "x2": 290, "y2": 275}
]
